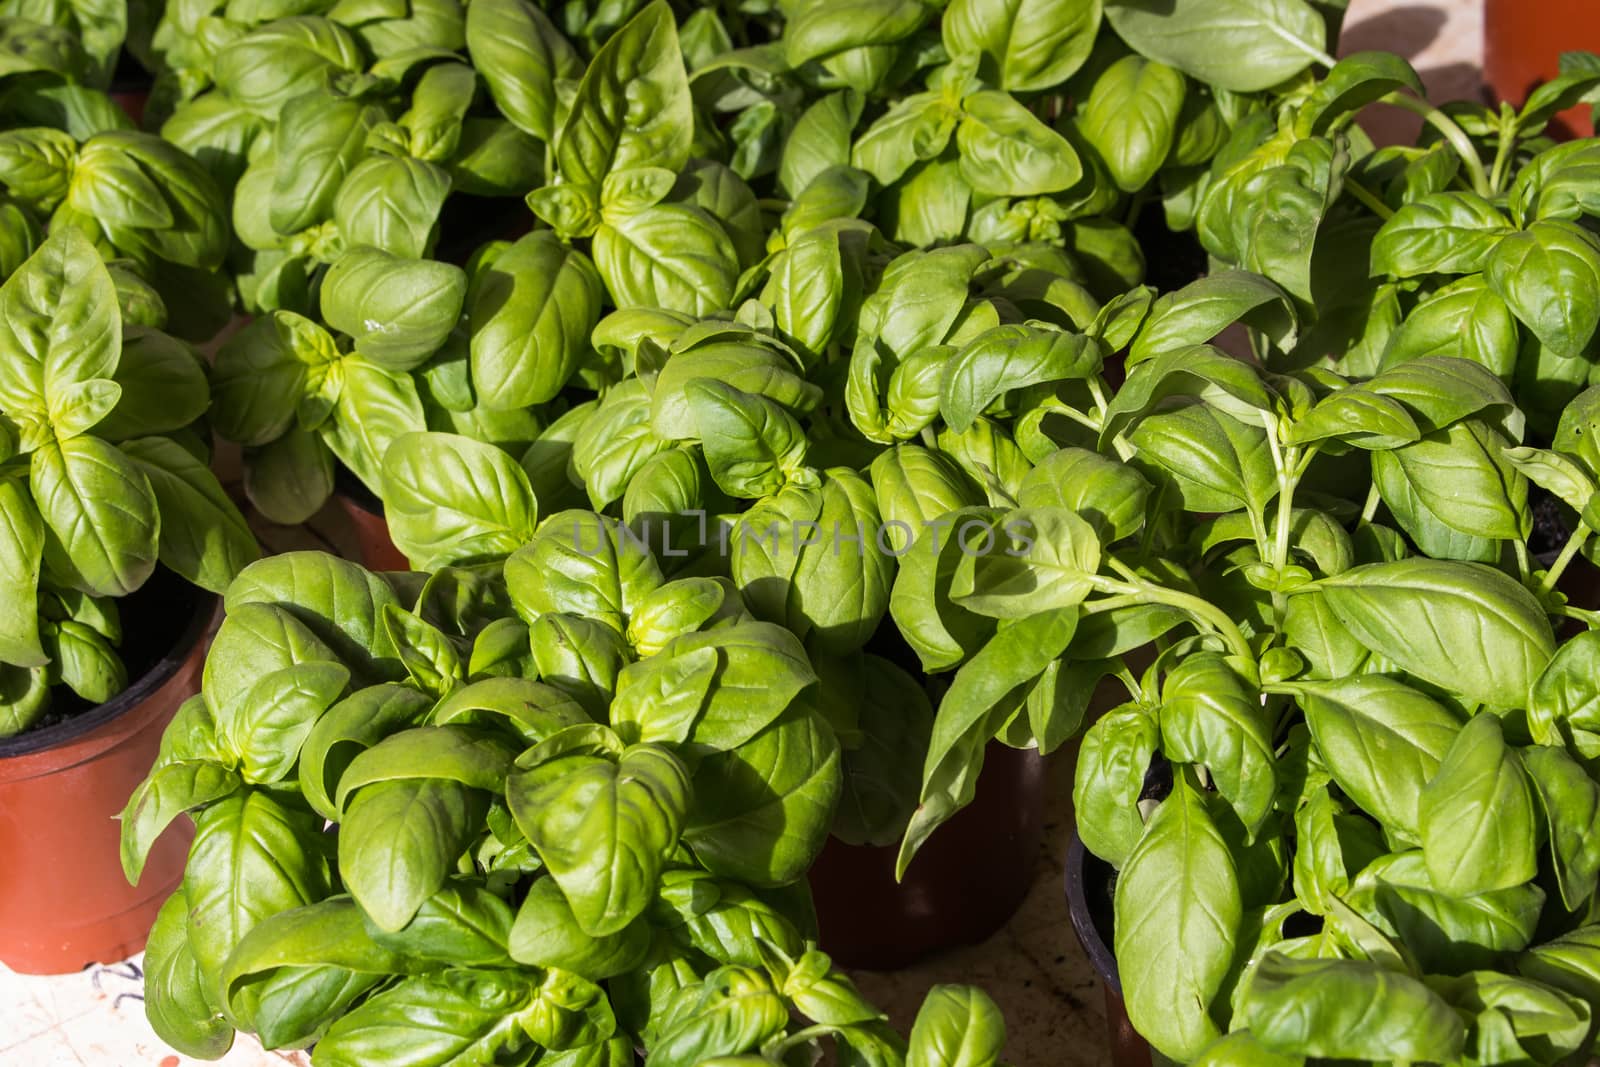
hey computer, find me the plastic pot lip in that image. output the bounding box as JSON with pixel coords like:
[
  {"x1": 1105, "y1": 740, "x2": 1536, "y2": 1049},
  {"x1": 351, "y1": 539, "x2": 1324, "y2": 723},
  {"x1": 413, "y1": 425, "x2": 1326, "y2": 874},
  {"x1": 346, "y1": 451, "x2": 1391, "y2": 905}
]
[
  {"x1": 0, "y1": 586, "x2": 219, "y2": 761},
  {"x1": 333, "y1": 464, "x2": 385, "y2": 518},
  {"x1": 1064, "y1": 831, "x2": 1122, "y2": 997}
]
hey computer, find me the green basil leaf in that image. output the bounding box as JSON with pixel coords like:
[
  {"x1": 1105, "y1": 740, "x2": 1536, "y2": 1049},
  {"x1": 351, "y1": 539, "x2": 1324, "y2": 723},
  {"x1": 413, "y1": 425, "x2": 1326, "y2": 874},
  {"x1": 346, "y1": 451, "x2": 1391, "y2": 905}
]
[
  {"x1": 341, "y1": 777, "x2": 483, "y2": 932},
  {"x1": 1419, "y1": 712, "x2": 1539, "y2": 896},
  {"x1": 1316, "y1": 559, "x2": 1554, "y2": 708},
  {"x1": 1114, "y1": 772, "x2": 1241, "y2": 1061},
  {"x1": 142, "y1": 888, "x2": 234, "y2": 1058},
  {"x1": 940, "y1": 325, "x2": 1102, "y2": 433},
  {"x1": 314, "y1": 969, "x2": 542, "y2": 1066},
  {"x1": 335, "y1": 725, "x2": 514, "y2": 810},
  {"x1": 593, "y1": 203, "x2": 740, "y2": 316},
  {"x1": 0, "y1": 226, "x2": 118, "y2": 419},
  {"x1": 687, "y1": 379, "x2": 809, "y2": 499},
  {"x1": 1080, "y1": 55, "x2": 1186, "y2": 193},
  {"x1": 1240, "y1": 954, "x2": 1463, "y2": 1061},
  {"x1": 508, "y1": 743, "x2": 692, "y2": 937},
  {"x1": 120, "y1": 435, "x2": 259, "y2": 594},
  {"x1": 942, "y1": 0, "x2": 1100, "y2": 92},
  {"x1": 899, "y1": 607, "x2": 1078, "y2": 876},
  {"x1": 32, "y1": 436, "x2": 158, "y2": 597},
  {"x1": 300, "y1": 683, "x2": 434, "y2": 822},
  {"x1": 334, "y1": 155, "x2": 451, "y2": 260},
  {"x1": 556, "y1": 0, "x2": 691, "y2": 188},
  {"x1": 323, "y1": 248, "x2": 467, "y2": 371},
  {"x1": 1371, "y1": 192, "x2": 1515, "y2": 278},
  {"x1": 182, "y1": 790, "x2": 333, "y2": 1004},
  {"x1": 510, "y1": 876, "x2": 651, "y2": 979},
  {"x1": 1486, "y1": 219, "x2": 1600, "y2": 360},
  {"x1": 905, "y1": 984, "x2": 1007, "y2": 1067},
  {"x1": 1161, "y1": 652, "x2": 1274, "y2": 839},
  {"x1": 470, "y1": 233, "x2": 602, "y2": 409},
  {"x1": 0, "y1": 478, "x2": 45, "y2": 667},
  {"x1": 120, "y1": 760, "x2": 241, "y2": 885},
  {"x1": 1073, "y1": 704, "x2": 1158, "y2": 867},
  {"x1": 1523, "y1": 745, "x2": 1600, "y2": 911},
  {"x1": 230, "y1": 662, "x2": 350, "y2": 785},
  {"x1": 956, "y1": 91, "x2": 1082, "y2": 197},
  {"x1": 1104, "y1": 0, "x2": 1325, "y2": 93},
  {"x1": 382, "y1": 431, "x2": 539, "y2": 569},
  {"x1": 466, "y1": 0, "x2": 579, "y2": 141}
]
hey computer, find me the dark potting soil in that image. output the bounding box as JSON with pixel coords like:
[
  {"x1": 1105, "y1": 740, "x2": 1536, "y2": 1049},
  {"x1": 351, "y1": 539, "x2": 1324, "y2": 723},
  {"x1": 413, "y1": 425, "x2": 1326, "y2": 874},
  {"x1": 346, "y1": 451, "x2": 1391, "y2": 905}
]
[
  {"x1": 1529, "y1": 486, "x2": 1573, "y2": 560},
  {"x1": 22, "y1": 567, "x2": 206, "y2": 734},
  {"x1": 1131, "y1": 209, "x2": 1209, "y2": 295},
  {"x1": 110, "y1": 47, "x2": 153, "y2": 89},
  {"x1": 434, "y1": 196, "x2": 534, "y2": 266}
]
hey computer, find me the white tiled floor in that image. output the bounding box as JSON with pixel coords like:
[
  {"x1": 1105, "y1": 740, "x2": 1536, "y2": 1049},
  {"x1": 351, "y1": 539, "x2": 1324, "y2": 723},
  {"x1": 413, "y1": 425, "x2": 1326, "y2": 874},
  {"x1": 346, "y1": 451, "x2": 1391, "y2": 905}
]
[
  {"x1": 0, "y1": 958, "x2": 305, "y2": 1067},
  {"x1": 0, "y1": 2, "x2": 1489, "y2": 1064}
]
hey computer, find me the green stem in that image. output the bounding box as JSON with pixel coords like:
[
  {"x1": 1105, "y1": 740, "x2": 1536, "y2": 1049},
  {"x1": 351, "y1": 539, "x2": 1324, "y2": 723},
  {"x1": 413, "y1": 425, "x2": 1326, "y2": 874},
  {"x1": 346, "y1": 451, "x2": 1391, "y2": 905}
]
[
  {"x1": 1358, "y1": 482, "x2": 1382, "y2": 526},
  {"x1": 1263, "y1": 429, "x2": 1300, "y2": 629},
  {"x1": 1487, "y1": 104, "x2": 1518, "y2": 195},
  {"x1": 767, "y1": 1025, "x2": 838, "y2": 1058},
  {"x1": 1106, "y1": 555, "x2": 1143, "y2": 584},
  {"x1": 1540, "y1": 521, "x2": 1592, "y2": 595},
  {"x1": 1514, "y1": 539, "x2": 1533, "y2": 585},
  {"x1": 1381, "y1": 92, "x2": 1492, "y2": 197},
  {"x1": 1087, "y1": 576, "x2": 1255, "y2": 661},
  {"x1": 1557, "y1": 604, "x2": 1600, "y2": 628},
  {"x1": 1344, "y1": 176, "x2": 1395, "y2": 221}
]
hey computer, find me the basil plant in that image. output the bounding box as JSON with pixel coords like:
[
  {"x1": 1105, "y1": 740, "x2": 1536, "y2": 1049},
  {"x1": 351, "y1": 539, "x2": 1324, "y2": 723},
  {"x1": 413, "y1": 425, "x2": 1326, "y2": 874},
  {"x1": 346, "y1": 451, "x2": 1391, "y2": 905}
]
[
  {"x1": 0, "y1": 102, "x2": 233, "y2": 340},
  {"x1": 869, "y1": 279, "x2": 1600, "y2": 1062},
  {"x1": 1167, "y1": 43, "x2": 1600, "y2": 436},
  {"x1": 366, "y1": 225, "x2": 1149, "y2": 848},
  {"x1": 0, "y1": 0, "x2": 127, "y2": 92},
  {"x1": 151, "y1": 0, "x2": 543, "y2": 317},
  {"x1": 0, "y1": 228, "x2": 258, "y2": 736},
  {"x1": 119, "y1": 512, "x2": 1010, "y2": 1065}
]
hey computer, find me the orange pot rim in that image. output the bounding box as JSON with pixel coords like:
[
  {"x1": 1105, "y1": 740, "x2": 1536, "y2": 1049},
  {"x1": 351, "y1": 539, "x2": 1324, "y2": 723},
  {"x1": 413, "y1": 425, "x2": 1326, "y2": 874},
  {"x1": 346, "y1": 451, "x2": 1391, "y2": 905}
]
[{"x1": 0, "y1": 587, "x2": 219, "y2": 770}]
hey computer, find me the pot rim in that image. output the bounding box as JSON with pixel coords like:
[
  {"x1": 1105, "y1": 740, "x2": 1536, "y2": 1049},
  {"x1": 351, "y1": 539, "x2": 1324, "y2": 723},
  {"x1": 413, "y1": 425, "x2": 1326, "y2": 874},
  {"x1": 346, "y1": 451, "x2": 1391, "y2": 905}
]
[
  {"x1": 1064, "y1": 830, "x2": 1122, "y2": 996},
  {"x1": 333, "y1": 464, "x2": 385, "y2": 518},
  {"x1": 0, "y1": 585, "x2": 218, "y2": 760}
]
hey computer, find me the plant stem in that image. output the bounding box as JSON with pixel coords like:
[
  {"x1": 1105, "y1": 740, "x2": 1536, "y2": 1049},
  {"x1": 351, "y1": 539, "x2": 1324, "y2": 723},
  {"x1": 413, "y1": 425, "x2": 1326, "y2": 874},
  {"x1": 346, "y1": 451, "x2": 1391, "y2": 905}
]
[
  {"x1": 1263, "y1": 429, "x2": 1300, "y2": 629},
  {"x1": 1106, "y1": 554, "x2": 1143, "y2": 584},
  {"x1": 1087, "y1": 576, "x2": 1255, "y2": 661},
  {"x1": 1514, "y1": 539, "x2": 1533, "y2": 584},
  {"x1": 1344, "y1": 176, "x2": 1395, "y2": 220},
  {"x1": 1358, "y1": 482, "x2": 1382, "y2": 526},
  {"x1": 1540, "y1": 521, "x2": 1592, "y2": 594},
  {"x1": 1380, "y1": 92, "x2": 1492, "y2": 197},
  {"x1": 766, "y1": 1025, "x2": 838, "y2": 1058},
  {"x1": 1488, "y1": 105, "x2": 1519, "y2": 195}
]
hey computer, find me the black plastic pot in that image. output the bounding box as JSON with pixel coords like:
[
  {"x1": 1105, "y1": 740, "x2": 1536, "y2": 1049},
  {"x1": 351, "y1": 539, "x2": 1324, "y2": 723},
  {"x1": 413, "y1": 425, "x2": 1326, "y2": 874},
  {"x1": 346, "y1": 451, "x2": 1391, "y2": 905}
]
[{"x1": 1065, "y1": 832, "x2": 1156, "y2": 1067}]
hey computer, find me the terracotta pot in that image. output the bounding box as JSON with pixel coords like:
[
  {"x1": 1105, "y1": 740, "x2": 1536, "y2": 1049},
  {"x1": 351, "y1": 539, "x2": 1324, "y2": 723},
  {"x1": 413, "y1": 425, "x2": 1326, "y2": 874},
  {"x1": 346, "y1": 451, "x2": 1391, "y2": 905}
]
[
  {"x1": 334, "y1": 491, "x2": 411, "y2": 573},
  {"x1": 1064, "y1": 833, "x2": 1157, "y2": 1067},
  {"x1": 808, "y1": 742, "x2": 1046, "y2": 971},
  {"x1": 0, "y1": 575, "x2": 216, "y2": 974},
  {"x1": 1485, "y1": 0, "x2": 1600, "y2": 138}
]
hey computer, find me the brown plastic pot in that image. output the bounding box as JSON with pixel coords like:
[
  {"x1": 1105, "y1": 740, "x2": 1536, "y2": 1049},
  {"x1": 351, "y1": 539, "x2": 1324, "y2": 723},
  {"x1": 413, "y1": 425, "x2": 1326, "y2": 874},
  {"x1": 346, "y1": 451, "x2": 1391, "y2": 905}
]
[
  {"x1": 110, "y1": 86, "x2": 149, "y2": 127},
  {"x1": 1485, "y1": 0, "x2": 1600, "y2": 138},
  {"x1": 334, "y1": 490, "x2": 411, "y2": 572},
  {"x1": 0, "y1": 577, "x2": 216, "y2": 974},
  {"x1": 807, "y1": 741, "x2": 1045, "y2": 971},
  {"x1": 1065, "y1": 833, "x2": 1157, "y2": 1067}
]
